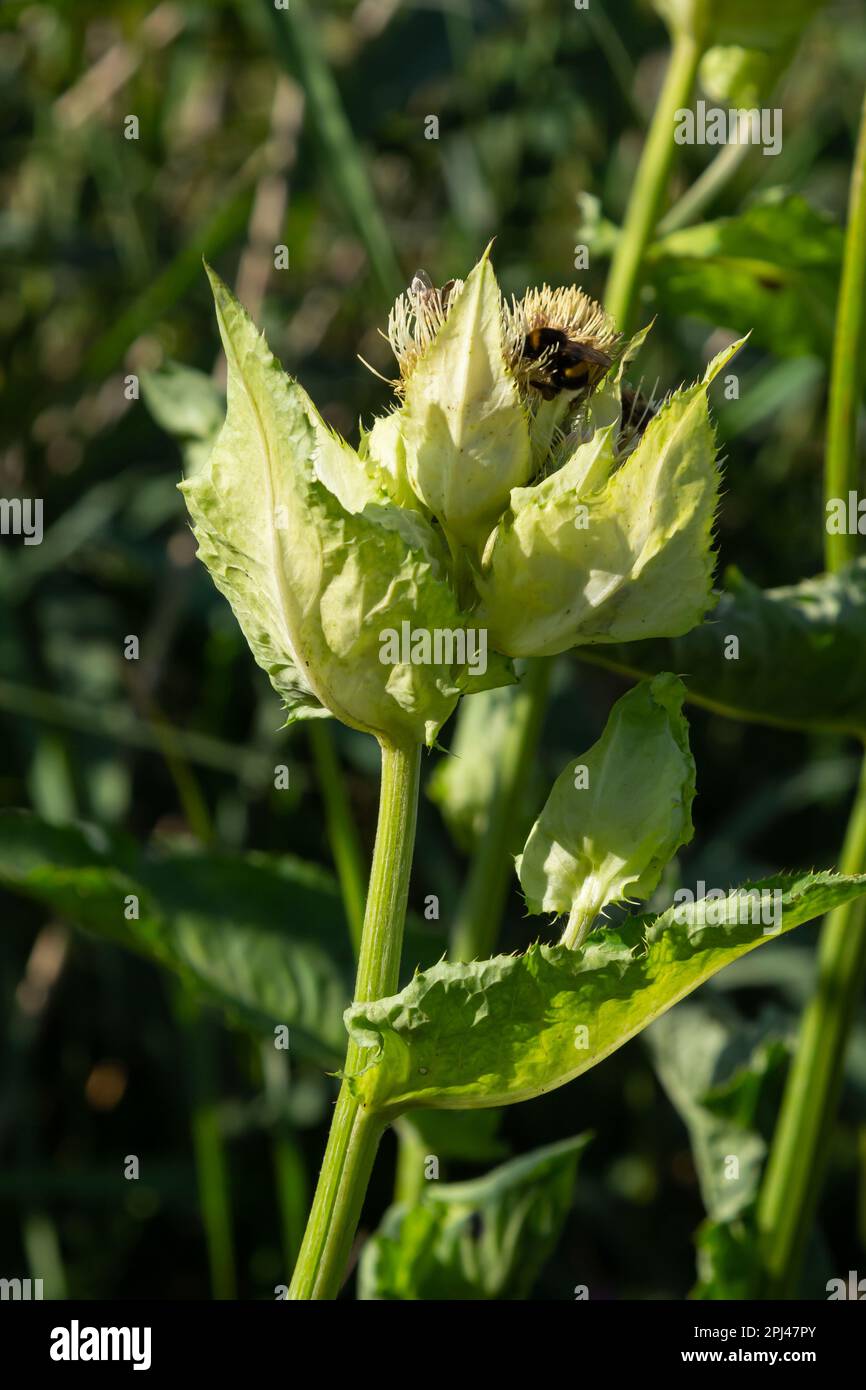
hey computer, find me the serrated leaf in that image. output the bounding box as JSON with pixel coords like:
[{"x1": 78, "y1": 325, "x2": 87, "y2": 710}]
[
  {"x1": 518, "y1": 675, "x2": 695, "y2": 947},
  {"x1": 647, "y1": 196, "x2": 842, "y2": 360},
  {"x1": 358, "y1": 1135, "x2": 589, "y2": 1300},
  {"x1": 344, "y1": 872, "x2": 866, "y2": 1115},
  {"x1": 579, "y1": 559, "x2": 866, "y2": 739},
  {"x1": 0, "y1": 811, "x2": 353, "y2": 1064}
]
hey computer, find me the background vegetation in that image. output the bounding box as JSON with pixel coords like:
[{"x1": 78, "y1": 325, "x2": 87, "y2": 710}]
[{"x1": 1, "y1": 0, "x2": 865, "y2": 1299}]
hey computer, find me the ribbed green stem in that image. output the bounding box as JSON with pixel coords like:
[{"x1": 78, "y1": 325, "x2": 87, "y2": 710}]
[
  {"x1": 308, "y1": 723, "x2": 367, "y2": 956},
  {"x1": 393, "y1": 1118, "x2": 428, "y2": 1206},
  {"x1": 288, "y1": 739, "x2": 421, "y2": 1299},
  {"x1": 604, "y1": 30, "x2": 703, "y2": 330},
  {"x1": 450, "y1": 658, "x2": 553, "y2": 963},
  {"x1": 657, "y1": 131, "x2": 750, "y2": 236},
  {"x1": 757, "y1": 90, "x2": 866, "y2": 1297},
  {"x1": 824, "y1": 90, "x2": 866, "y2": 575},
  {"x1": 756, "y1": 756, "x2": 866, "y2": 1294}
]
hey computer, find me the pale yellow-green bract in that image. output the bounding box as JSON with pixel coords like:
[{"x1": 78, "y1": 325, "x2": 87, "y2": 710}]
[
  {"x1": 180, "y1": 267, "x2": 507, "y2": 748},
  {"x1": 399, "y1": 251, "x2": 533, "y2": 553},
  {"x1": 476, "y1": 339, "x2": 745, "y2": 657},
  {"x1": 517, "y1": 674, "x2": 696, "y2": 947}
]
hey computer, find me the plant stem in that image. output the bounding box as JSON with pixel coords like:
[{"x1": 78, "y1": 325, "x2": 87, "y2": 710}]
[
  {"x1": 656, "y1": 132, "x2": 750, "y2": 236},
  {"x1": 756, "y1": 90, "x2": 866, "y2": 1297},
  {"x1": 824, "y1": 89, "x2": 866, "y2": 575},
  {"x1": 450, "y1": 658, "x2": 553, "y2": 963},
  {"x1": 177, "y1": 994, "x2": 236, "y2": 1300},
  {"x1": 756, "y1": 755, "x2": 866, "y2": 1294},
  {"x1": 261, "y1": 1041, "x2": 308, "y2": 1272},
  {"x1": 308, "y1": 723, "x2": 367, "y2": 956},
  {"x1": 604, "y1": 30, "x2": 703, "y2": 331},
  {"x1": 392, "y1": 1117, "x2": 429, "y2": 1206},
  {"x1": 288, "y1": 739, "x2": 421, "y2": 1299}
]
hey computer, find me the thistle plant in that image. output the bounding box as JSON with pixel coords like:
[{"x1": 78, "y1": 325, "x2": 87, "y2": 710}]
[{"x1": 181, "y1": 252, "x2": 866, "y2": 1300}]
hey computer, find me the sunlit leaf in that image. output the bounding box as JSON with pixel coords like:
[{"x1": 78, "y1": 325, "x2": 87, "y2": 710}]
[{"x1": 345, "y1": 873, "x2": 866, "y2": 1115}]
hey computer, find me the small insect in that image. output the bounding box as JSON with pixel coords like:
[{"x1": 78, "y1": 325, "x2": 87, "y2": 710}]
[
  {"x1": 410, "y1": 269, "x2": 457, "y2": 314},
  {"x1": 521, "y1": 326, "x2": 613, "y2": 400}
]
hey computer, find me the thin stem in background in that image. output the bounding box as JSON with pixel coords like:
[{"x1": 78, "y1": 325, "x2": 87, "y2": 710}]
[
  {"x1": 261, "y1": 0, "x2": 403, "y2": 300},
  {"x1": 604, "y1": 30, "x2": 703, "y2": 332},
  {"x1": 824, "y1": 90, "x2": 866, "y2": 575},
  {"x1": 392, "y1": 1117, "x2": 429, "y2": 1207},
  {"x1": 0, "y1": 678, "x2": 273, "y2": 782},
  {"x1": 757, "y1": 90, "x2": 866, "y2": 1297},
  {"x1": 289, "y1": 739, "x2": 421, "y2": 1300},
  {"x1": 656, "y1": 130, "x2": 751, "y2": 236},
  {"x1": 261, "y1": 1041, "x2": 308, "y2": 1272},
  {"x1": 309, "y1": 722, "x2": 367, "y2": 957},
  {"x1": 449, "y1": 659, "x2": 553, "y2": 964},
  {"x1": 174, "y1": 992, "x2": 237, "y2": 1300}
]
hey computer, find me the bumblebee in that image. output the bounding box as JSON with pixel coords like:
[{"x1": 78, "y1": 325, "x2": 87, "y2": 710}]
[{"x1": 521, "y1": 326, "x2": 613, "y2": 400}]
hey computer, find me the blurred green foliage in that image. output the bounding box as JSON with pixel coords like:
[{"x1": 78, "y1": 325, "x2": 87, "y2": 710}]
[{"x1": 2, "y1": 0, "x2": 866, "y2": 1300}]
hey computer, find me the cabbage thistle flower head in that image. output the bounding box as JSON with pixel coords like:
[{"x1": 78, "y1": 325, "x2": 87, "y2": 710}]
[{"x1": 180, "y1": 253, "x2": 741, "y2": 749}]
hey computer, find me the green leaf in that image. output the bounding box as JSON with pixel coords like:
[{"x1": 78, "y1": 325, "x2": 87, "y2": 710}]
[
  {"x1": 518, "y1": 675, "x2": 695, "y2": 948},
  {"x1": 344, "y1": 872, "x2": 866, "y2": 1115},
  {"x1": 647, "y1": 999, "x2": 789, "y2": 1221},
  {"x1": 477, "y1": 341, "x2": 740, "y2": 657},
  {"x1": 358, "y1": 1135, "x2": 589, "y2": 1300},
  {"x1": 399, "y1": 251, "x2": 532, "y2": 553},
  {"x1": 578, "y1": 559, "x2": 866, "y2": 740},
  {"x1": 692, "y1": 1215, "x2": 763, "y2": 1300},
  {"x1": 646, "y1": 195, "x2": 842, "y2": 360},
  {"x1": 0, "y1": 811, "x2": 353, "y2": 1064},
  {"x1": 141, "y1": 360, "x2": 225, "y2": 476}
]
